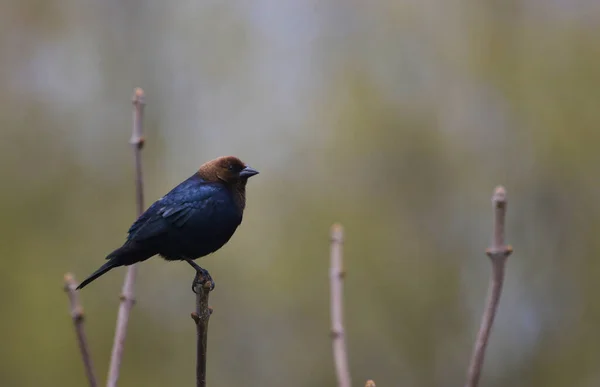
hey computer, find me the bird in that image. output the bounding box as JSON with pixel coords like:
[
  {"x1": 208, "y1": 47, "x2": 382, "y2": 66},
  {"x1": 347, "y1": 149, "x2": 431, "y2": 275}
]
[{"x1": 76, "y1": 156, "x2": 259, "y2": 291}]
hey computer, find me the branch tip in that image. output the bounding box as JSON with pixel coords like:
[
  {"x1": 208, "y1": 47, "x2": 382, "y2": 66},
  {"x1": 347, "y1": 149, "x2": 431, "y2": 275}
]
[
  {"x1": 132, "y1": 87, "x2": 145, "y2": 103},
  {"x1": 492, "y1": 185, "x2": 506, "y2": 205},
  {"x1": 330, "y1": 223, "x2": 344, "y2": 242},
  {"x1": 64, "y1": 273, "x2": 76, "y2": 292},
  {"x1": 129, "y1": 88, "x2": 146, "y2": 148}
]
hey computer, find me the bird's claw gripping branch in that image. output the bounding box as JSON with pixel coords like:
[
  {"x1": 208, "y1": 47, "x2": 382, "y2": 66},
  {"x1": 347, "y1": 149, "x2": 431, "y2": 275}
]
[{"x1": 187, "y1": 260, "x2": 215, "y2": 293}]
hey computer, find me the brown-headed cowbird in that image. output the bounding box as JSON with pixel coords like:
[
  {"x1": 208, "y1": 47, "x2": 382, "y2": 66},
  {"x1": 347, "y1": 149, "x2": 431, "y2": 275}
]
[{"x1": 77, "y1": 156, "x2": 258, "y2": 291}]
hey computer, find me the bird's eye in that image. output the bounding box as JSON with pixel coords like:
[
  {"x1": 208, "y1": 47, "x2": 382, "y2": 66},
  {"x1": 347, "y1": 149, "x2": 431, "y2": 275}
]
[{"x1": 228, "y1": 164, "x2": 242, "y2": 172}]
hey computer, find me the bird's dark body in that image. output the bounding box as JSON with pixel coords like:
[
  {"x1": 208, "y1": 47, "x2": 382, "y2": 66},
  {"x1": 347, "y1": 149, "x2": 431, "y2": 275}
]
[
  {"x1": 119, "y1": 175, "x2": 243, "y2": 264},
  {"x1": 76, "y1": 156, "x2": 258, "y2": 290}
]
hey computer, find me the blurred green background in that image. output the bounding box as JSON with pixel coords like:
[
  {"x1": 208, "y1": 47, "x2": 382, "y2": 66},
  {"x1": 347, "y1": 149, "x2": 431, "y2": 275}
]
[{"x1": 2, "y1": 1, "x2": 600, "y2": 386}]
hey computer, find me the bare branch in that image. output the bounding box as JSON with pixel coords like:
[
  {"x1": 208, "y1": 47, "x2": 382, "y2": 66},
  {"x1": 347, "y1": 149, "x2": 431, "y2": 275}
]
[
  {"x1": 330, "y1": 223, "x2": 351, "y2": 387},
  {"x1": 465, "y1": 186, "x2": 513, "y2": 387},
  {"x1": 64, "y1": 273, "x2": 98, "y2": 387},
  {"x1": 191, "y1": 278, "x2": 214, "y2": 387},
  {"x1": 107, "y1": 88, "x2": 146, "y2": 387},
  {"x1": 130, "y1": 87, "x2": 146, "y2": 215}
]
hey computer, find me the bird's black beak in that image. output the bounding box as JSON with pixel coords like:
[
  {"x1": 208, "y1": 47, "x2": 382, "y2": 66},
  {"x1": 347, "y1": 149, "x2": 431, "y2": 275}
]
[{"x1": 239, "y1": 166, "x2": 259, "y2": 178}]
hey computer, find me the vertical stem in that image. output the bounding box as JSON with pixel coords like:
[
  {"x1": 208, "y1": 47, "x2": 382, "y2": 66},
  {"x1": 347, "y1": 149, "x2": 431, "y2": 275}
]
[
  {"x1": 191, "y1": 280, "x2": 213, "y2": 387},
  {"x1": 107, "y1": 88, "x2": 146, "y2": 387},
  {"x1": 330, "y1": 223, "x2": 351, "y2": 387},
  {"x1": 465, "y1": 186, "x2": 513, "y2": 387},
  {"x1": 64, "y1": 273, "x2": 98, "y2": 387},
  {"x1": 130, "y1": 87, "x2": 145, "y2": 217}
]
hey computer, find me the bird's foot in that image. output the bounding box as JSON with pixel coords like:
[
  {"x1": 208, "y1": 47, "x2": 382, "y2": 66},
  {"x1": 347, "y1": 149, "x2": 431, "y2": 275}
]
[
  {"x1": 185, "y1": 259, "x2": 215, "y2": 293},
  {"x1": 191, "y1": 267, "x2": 215, "y2": 294}
]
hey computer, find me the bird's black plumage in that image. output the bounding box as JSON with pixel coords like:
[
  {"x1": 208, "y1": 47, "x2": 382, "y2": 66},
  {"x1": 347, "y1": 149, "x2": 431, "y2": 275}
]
[{"x1": 77, "y1": 156, "x2": 258, "y2": 290}]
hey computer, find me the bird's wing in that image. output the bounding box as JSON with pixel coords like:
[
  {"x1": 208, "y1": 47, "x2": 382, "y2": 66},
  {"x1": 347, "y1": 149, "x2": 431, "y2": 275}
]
[
  {"x1": 126, "y1": 200, "x2": 163, "y2": 238},
  {"x1": 126, "y1": 182, "x2": 222, "y2": 242},
  {"x1": 158, "y1": 202, "x2": 198, "y2": 228}
]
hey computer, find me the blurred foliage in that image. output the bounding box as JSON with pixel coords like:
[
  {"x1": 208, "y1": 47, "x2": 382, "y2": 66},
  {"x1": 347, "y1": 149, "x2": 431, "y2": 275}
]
[{"x1": 2, "y1": 0, "x2": 600, "y2": 386}]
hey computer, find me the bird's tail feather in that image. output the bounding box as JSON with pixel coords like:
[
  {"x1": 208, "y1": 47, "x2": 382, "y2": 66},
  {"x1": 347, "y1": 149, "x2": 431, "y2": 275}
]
[
  {"x1": 76, "y1": 244, "x2": 154, "y2": 290},
  {"x1": 76, "y1": 259, "x2": 120, "y2": 290},
  {"x1": 76, "y1": 246, "x2": 134, "y2": 290}
]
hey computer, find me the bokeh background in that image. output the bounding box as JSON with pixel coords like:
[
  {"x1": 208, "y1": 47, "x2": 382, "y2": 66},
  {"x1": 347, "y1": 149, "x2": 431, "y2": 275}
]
[{"x1": 2, "y1": 1, "x2": 600, "y2": 386}]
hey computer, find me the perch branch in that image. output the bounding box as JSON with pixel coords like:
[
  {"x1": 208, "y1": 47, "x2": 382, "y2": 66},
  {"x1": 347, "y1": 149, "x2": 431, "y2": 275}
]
[
  {"x1": 64, "y1": 273, "x2": 98, "y2": 387},
  {"x1": 330, "y1": 223, "x2": 351, "y2": 387},
  {"x1": 107, "y1": 87, "x2": 146, "y2": 387},
  {"x1": 191, "y1": 278, "x2": 214, "y2": 387},
  {"x1": 465, "y1": 186, "x2": 513, "y2": 387}
]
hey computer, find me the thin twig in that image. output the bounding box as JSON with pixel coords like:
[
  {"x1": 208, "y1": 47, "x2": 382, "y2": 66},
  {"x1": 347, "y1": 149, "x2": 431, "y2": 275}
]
[
  {"x1": 465, "y1": 186, "x2": 513, "y2": 387},
  {"x1": 365, "y1": 380, "x2": 376, "y2": 387},
  {"x1": 107, "y1": 88, "x2": 146, "y2": 387},
  {"x1": 64, "y1": 273, "x2": 98, "y2": 387},
  {"x1": 330, "y1": 223, "x2": 351, "y2": 387},
  {"x1": 191, "y1": 278, "x2": 214, "y2": 387}
]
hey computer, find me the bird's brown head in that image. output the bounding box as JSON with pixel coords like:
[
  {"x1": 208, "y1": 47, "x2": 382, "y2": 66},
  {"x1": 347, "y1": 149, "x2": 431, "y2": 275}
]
[{"x1": 197, "y1": 156, "x2": 259, "y2": 187}]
